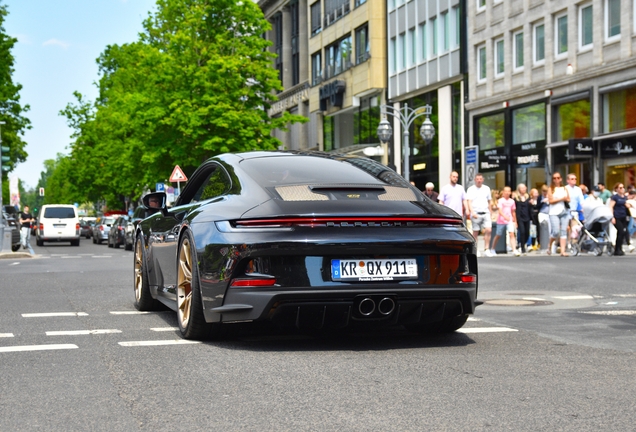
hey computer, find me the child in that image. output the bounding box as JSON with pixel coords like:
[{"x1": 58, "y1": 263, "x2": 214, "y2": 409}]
[{"x1": 490, "y1": 186, "x2": 519, "y2": 256}]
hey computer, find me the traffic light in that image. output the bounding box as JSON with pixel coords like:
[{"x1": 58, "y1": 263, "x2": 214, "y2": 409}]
[{"x1": 1, "y1": 145, "x2": 9, "y2": 172}]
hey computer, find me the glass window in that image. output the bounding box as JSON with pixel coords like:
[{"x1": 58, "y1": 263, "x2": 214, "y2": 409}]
[
  {"x1": 603, "y1": 87, "x2": 636, "y2": 133},
  {"x1": 431, "y1": 17, "x2": 437, "y2": 56},
  {"x1": 606, "y1": 0, "x2": 621, "y2": 40},
  {"x1": 311, "y1": 52, "x2": 322, "y2": 85},
  {"x1": 399, "y1": 33, "x2": 406, "y2": 70},
  {"x1": 477, "y1": 0, "x2": 486, "y2": 11},
  {"x1": 513, "y1": 31, "x2": 524, "y2": 71},
  {"x1": 355, "y1": 25, "x2": 369, "y2": 64},
  {"x1": 556, "y1": 14, "x2": 568, "y2": 56},
  {"x1": 420, "y1": 23, "x2": 427, "y2": 60},
  {"x1": 453, "y1": 6, "x2": 460, "y2": 49},
  {"x1": 478, "y1": 113, "x2": 505, "y2": 150},
  {"x1": 311, "y1": 1, "x2": 321, "y2": 35},
  {"x1": 325, "y1": 35, "x2": 352, "y2": 77},
  {"x1": 512, "y1": 103, "x2": 545, "y2": 144},
  {"x1": 355, "y1": 0, "x2": 367, "y2": 6},
  {"x1": 478, "y1": 45, "x2": 486, "y2": 82},
  {"x1": 580, "y1": 4, "x2": 593, "y2": 48},
  {"x1": 409, "y1": 28, "x2": 416, "y2": 66},
  {"x1": 353, "y1": 95, "x2": 381, "y2": 145},
  {"x1": 441, "y1": 12, "x2": 449, "y2": 52},
  {"x1": 555, "y1": 99, "x2": 591, "y2": 141},
  {"x1": 192, "y1": 166, "x2": 232, "y2": 202},
  {"x1": 534, "y1": 23, "x2": 545, "y2": 63},
  {"x1": 495, "y1": 38, "x2": 504, "y2": 77},
  {"x1": 390, "y1": 37, "x2": 396, "y2": 73}
]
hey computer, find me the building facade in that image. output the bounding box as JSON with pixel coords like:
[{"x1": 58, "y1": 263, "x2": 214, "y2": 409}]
[
  {"x1": 260, "y1": 0, "x2": 313, "y2": 150},
  {"x1": 387, "y1": 0, "x2": 466, "y2": 191},
  {"x1": 466, "y1": 0, "x2": 636, "y2": 192}
]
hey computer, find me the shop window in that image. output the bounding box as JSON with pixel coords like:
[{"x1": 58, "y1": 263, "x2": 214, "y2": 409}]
[
  {"x1": 323, "y1": 115, "x2": 334, "y2": 151},
  {"x1": 554, "y1": 99, "x2": 590, "y2": 141},
  {"x1": 353, "y1": 96, "x2": 381, "y2": 145},
  {"x1": 478, "y1": 112, "x2": 505, "y2": 150},
  {"x1": 533, "y1": 23, "x2": 545, "y2": 64},
  {"x1": 512, "y1": 103, "x2": 545, "y2": 144},
  {"x1": 603, "y1": 87, "x2": 636, "y2": 133}
]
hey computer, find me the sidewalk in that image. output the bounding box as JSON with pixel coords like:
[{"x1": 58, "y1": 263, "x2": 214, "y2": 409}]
[{"x1": 474, "y1": 235, "x2": 636, "y2": 257}]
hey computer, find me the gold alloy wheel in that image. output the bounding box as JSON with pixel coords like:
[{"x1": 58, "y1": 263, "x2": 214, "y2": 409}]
[
  {"x1": 134, "y1": 240, "x2": 144, "y2": 302},
  {"x1": 177, "y1": 237, "x2": 193, "y2": 329}
]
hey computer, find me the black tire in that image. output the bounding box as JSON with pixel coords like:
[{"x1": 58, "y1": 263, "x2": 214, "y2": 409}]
[
  {"x1": 71, "y1": 239, "x2": 80, "y2": 246},
  {"x1": 36, "y1": 238, "x2": 43, "y2": 247},
  {"x1": 133, "y1": 235, "x2": 159, "y2": 311},
  {"x1": 114, "y1": 239, "x2": 120, "y2": 249},
  {"x1": 124, "y1": 242, "x2": 133, "y2": 251},
  {"x1": 177, "y1": 230, "x2": 222, "y2": 340},
  {"x1": 108, "y1": 238, "x2": 113, "y2": 248},
  {"x1": 92, "y1": 236, "x2": 97, "y2": 244}
]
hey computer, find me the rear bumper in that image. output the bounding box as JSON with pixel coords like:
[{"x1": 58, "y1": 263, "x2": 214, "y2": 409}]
[
  {"x1": 38, "y1": 235, "x2": 79, "y2": 242},
  {"x1": 207, "y1": 285, "x2": 476, "y2": 330}
]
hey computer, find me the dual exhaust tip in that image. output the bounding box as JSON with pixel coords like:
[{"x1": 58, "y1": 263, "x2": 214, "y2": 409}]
[{"x1": 358, "y1": 297, "x2": 396, "y2": 317}]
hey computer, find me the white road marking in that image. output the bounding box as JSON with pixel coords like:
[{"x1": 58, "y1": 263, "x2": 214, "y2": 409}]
[
  {"x1": 150, "y1": 327, "x2": 180, "y2": 332},
  {"x1": 604, "y1": 302, "x2": 618, "y2": 305},
  {"x1": 110, "y1": 311, "x2": 151, "y2": 315},
  {"x1": 46, "y1": 329, "x2": 122, "y2": 336},
  {"x1": 458, "y1": 327, "x2": 518, "y2": 334},
  {"x1": 553, "y1": 295, "x2": 594, "y2": 300},
  {"x1": 0, "y1": 344, "x2": 78, "y2": 353},
  {"x1": 0, "y1": 333, "x2": 15, "y2": 338},
  {"x1": 579, "y1": 310, "x2": 636, "y2": 316},
  {"x1": 91, "y1": 256, "x2": 112, "y2": 258},
  {"x1": 523, "y1": 297, "x2": 546, "y2": 301},
  {"x1": 22, "y1": 312, "x2": 89, "y2": 318},
  {"x1": 9, "y1": 262, "x2": 19, "y2": 266},
  {"x1": 467, "y1": 317, "x2": 481, "y2": 322},
  {"x1": 61, "y1": 256, "x2": 81, "y2": 259},
  {"x1": 118, "y1": 340, "x2": 201, "y2": 347},
  {"x1": 613, "y1": 294, "x2": 636, "y2": 298}
]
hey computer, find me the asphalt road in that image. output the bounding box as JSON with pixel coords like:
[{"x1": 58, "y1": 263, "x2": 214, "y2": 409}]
[{"x1": 1, "y1": 239, "x2": 635, "y2": 431}]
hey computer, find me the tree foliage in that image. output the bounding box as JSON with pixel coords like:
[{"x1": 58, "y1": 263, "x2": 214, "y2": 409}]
[
  {"x1": 59, "y1": 0, "x2": 306, "y2": 209},
  {"x1": 0, "y1": 3, "x2": 31, "y2": 183}
]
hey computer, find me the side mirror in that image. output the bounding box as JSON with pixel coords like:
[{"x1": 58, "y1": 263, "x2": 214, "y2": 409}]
[{"x1": 143, "y1": 192, "x2": 168, "y2": 215}]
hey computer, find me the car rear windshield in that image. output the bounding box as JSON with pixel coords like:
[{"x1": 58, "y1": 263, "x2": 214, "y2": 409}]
[
  {"x1": 43, "y1": 207, "x2": 76, "y2": 219},
  {"x1": 101, "y1": 218, "x2": 116, "y2": 225},
  {"x1": 241, "y1": 156, "x2": 408, "y2": 186}
]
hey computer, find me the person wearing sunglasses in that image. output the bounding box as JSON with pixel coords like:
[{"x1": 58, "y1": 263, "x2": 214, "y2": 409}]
[
  {"x1": 609, "y1": 183, "x2": 633, "y2": 256},
  {"x1": 547, "y1": 173, "x2": 571, "y2": 256}
]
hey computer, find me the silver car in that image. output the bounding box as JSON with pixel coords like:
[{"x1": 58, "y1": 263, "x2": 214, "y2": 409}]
[{"x1": 92, "y1": 216, "x2": 116, "y2": 244}]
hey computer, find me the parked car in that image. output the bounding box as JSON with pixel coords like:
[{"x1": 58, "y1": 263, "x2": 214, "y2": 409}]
[
  {"x1": 125, "y1": 206, "x2": 148, "y2": 250},
  {"x1": 134, "y1": 151, "x2": 477, "y2": 340},
  {"x1": 79, "y1": 219, "x2": 95, "y2": 239},
  {"x1": 36, "y1": 204, "x2": 80, "y2": 246},
  {"x1": 2, "y1": 211, "x2": 21, "y2": 252},
  {"x1": 92, "y1": 216, "x2": 117, "y2": 244},
  {"x1": 107, "y1": 216, "x2": 129, "y2": 249}
]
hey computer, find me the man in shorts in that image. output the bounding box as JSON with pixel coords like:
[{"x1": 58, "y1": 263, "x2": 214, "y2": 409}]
[{"x1": 466, "y1": 173, "x2": 493, "y2": 257}]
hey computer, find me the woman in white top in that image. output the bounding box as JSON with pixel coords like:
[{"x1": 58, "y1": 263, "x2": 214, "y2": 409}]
[{"x1": 547, "y1": 173, "x2": 571, "y2": 256}]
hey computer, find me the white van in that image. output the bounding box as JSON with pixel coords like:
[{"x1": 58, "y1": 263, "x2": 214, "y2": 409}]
[{"x1": 36, "y1": 204, "x2": 81, "y2": 246}]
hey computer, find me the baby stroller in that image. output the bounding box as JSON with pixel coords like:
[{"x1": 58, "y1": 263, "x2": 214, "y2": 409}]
[{"x1": 570, "y1": 205, "x2": 615, "y2": 256}]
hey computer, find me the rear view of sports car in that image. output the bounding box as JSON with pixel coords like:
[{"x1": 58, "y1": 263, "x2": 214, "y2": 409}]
[{"x1": 134, "y1": 151, "x2": 478, "y2": 340}]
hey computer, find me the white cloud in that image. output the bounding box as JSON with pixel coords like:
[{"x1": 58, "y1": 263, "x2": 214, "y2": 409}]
[{"x1": 42, "y1": 39, "x2": 70, "y2": 49}]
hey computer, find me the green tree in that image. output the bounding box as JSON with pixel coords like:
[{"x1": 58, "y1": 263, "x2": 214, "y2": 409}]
[
  {"x1": 60, "y1": 0, "x2": 306, "y2": 208},
  {"x1": 0, "y1": 3, "x2": 31, "y2": 200}
]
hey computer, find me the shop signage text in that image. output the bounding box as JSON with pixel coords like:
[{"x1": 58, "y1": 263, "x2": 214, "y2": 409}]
[
  {"x1": 568, "y1": 138, "x2": 595, "y2": 157},
  {"x1": 513, "y1": 140, "x2": 546, "y2": 166},
  {"x1": 268, "y1": 87, "x2": 309, "y2": 116},
  {"x1": 600, "y1": 137, "x2": 636, "y2": 158}
]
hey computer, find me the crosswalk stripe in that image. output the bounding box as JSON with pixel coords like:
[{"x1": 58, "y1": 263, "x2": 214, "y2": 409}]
[
  {"x1": 0, "y1": 333, "x2": 15, "y2": 338},
  {"x1": 458, "y1": 327, "x2": 518, "y2": 334},
  {"x1": 110, "y1": 311, "x2": 152, "y2": 315},
  {"x1": 46, "y1": 329, "x2": 122, "y2": 336},
  {"x1": 0, "y1": 344, "x2": 78, "y2": 353},
  {"x1": 118, "y1": 340, "x2": 201, "y2": 347},
  {"x1": 150, "y1": 327, "x2": 180, "y2": 332}
]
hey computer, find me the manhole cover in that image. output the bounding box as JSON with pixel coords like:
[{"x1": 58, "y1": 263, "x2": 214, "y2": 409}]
[{"x1": 484, "y1": 299, "x2": 554, "y2": 306}]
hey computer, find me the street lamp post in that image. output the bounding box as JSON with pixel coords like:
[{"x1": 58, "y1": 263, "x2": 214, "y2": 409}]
[{"x1": 376, "y1": 103, "x2": 435, "y2": 182}]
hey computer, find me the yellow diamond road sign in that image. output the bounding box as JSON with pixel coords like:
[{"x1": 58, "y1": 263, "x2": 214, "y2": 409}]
[{"x1": 169, "y1": 165, "x2": 188, "y2": 183}]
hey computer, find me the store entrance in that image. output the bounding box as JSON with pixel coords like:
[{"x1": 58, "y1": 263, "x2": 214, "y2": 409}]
[{"x1": 515, "y1": 167, "x2": 547, "y2": 191}]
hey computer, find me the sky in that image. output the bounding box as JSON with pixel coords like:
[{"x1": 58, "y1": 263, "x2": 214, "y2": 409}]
[{"x1": 3, "y1": 0, "x2": 157, "y2": 189}]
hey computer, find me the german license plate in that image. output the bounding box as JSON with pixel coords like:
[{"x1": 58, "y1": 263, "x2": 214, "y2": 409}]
[
  {"x1": 331, "y1": 259, "x2": 418, "y2": 281},
  {"x1": 54, "y1": 224, "x2": 65, "y2": 228}
]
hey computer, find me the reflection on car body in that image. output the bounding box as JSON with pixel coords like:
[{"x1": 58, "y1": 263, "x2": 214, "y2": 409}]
[{"x1": 134, "y1": 151, "x2": 478, "y2": 340}]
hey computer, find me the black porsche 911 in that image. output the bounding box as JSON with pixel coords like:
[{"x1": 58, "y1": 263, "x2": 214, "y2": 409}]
[{"x1": 134, "y1": 151, "x2": 478, "y2": 340}]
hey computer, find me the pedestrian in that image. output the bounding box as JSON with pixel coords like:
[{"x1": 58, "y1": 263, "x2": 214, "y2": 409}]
[
  {"x1": 597, "y1": 182, "x2": 612, "y2": 204},
  {"x1": 423, "y1": 182, "x2": 438, "y2": 202},
  {"x1": 19, "y1": 204, "x2": 34, "y2": 250},
  {"x1": 627, "y1": 188, "x2": 636, "y2": 240},
  {"x1": 537, "y1": 185, "x2": 550, "y2": 252},
  {"x1": 513, "y1": 183, "x2": 532, "y2": 255},
  {"x1": 438, "y1": 171, "x2": 467, "y2": 219},
  {"x1": 466, "y1": 173, "x2": 493, "y2": 257},
  {"x1": 527, "y1": 187, "x2": 540, "y2": 251},
  {"x1": 547, "y1": 173, "x2": 571, "y2": 257},
  {"x1": 490, "y1": 186, "x2": 519, "y2": 256},
  {"x1": 609, "y1": 182, "x2": 633, "y2": 255},
  {"x1": 566, "y1": 173, "x2": 584, "y2": 237}
]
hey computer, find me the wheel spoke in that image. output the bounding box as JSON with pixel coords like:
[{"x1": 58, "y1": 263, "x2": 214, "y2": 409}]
[{"x1": 177, "y1": 238, "x2": 193, "y2": 328}]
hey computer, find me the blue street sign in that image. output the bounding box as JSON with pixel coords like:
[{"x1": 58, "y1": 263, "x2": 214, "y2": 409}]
[{"x1": 156, "y1": 183, "x2": 165, "y2": 192}]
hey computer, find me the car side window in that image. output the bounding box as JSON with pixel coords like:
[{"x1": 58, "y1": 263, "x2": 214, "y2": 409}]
[{"x1": 191, "y1": 165, "x2": 232, "y2": 203}]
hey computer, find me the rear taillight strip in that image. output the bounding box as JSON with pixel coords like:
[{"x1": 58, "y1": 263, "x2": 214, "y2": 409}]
[{"x1": 233, "y1": 217, "x2": 463, "y2": 228}]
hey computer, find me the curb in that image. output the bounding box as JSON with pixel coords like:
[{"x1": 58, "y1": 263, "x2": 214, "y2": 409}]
[{"x1": 0, "y1": 252, "x2": 34, "y2": 259}]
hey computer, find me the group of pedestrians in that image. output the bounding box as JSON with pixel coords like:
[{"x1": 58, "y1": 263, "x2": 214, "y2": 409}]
[{"x1": 427, "y1": 171, "x2": 635, "y2": 257}]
